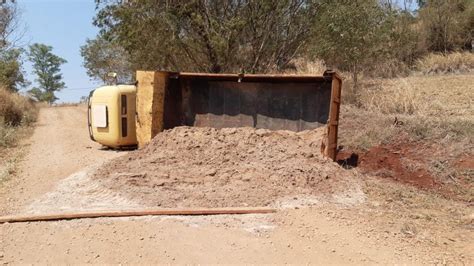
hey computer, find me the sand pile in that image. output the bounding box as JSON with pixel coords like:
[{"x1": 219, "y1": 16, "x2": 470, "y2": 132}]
[{"x1": 94, "y1": 126, "x2": 359, "y2": 208}]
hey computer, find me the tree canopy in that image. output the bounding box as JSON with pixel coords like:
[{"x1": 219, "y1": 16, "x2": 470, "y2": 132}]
[
  {"x1": 310, "y1": 0, "x2": 392, "y2": 87},
  {"x1": 81, "y1": 33, "x2": 132, "y2": 84},
  {"x1": 84, "y1": 0, "x2": 473, "y2": 88},
  {"x1": 27, "y1": 43, "x2": 67, "y2": 104},
  {"x1": 89, "y1": 0, "x2": 315, "y2": 75},
  {"x1": 0, "y1": 48, "x2": 29, "y2": 91},
  {"x1": 0, "y1": 1, "x2": 29, "y2": 92}
]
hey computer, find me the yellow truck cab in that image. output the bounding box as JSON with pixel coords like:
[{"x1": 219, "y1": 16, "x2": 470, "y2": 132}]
[{"x1": 87, "y1": 85, "x2": 137, "y2": 148}]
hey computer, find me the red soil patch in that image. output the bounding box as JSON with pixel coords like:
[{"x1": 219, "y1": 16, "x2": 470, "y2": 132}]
[
  {"x1": 346, "y1": 142, "x2": 473, "y2": 203},
  {"x1": 358, "y1": 143, "x2": 439, "y2": 189},
  {"x1": 456, "y1": 155, "x2": 474, "y2": 170}
]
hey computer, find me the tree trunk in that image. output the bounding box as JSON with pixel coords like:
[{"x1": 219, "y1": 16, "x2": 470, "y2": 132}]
[{"x1": 352, "y1": 64, "x2": 359, "y2": 93}]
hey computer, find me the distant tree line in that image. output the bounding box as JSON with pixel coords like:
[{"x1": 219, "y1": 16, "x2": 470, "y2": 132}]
[
  {"x1": 81, "y1": 0, "x2": 472, "y2": 89},
  {"x1": 0, "y1": 1, "x2": 67, "y2": 103}
]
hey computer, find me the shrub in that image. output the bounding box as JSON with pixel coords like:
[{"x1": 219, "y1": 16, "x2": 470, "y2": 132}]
[
  {"x1": 284, "y1": 58, "x2": 327, "y2": 75},
  {"x1": 0, "y1": 87, "x2": 37, "y2": 126},
  {"x1": 0, "y1": 87, "x2": 37, "y2": 147},
  {"x1": 364, "y1": 58, "x2": 411, "y2": 79},
  {"x1": 0, "y1": 123, "x2": 16, "y2": 147},
  {"x1": 416, "y1": 52, "x2": 474, "y2": 74}
]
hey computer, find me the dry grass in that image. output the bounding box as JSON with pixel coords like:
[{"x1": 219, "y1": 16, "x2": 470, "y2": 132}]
[
  {"x1": 356, "y1": 74, "x2": 473, "y2": 117},
  {"x1": 363, "y1": 74, "x2": 473, "y2": 117},
  {"x1": 339, "y1": 72, "x2": 473, "y2": 202},
  {"x1": 366, "y1": 58, "x2": 411, "y2": 79},
  {"x1": 0, "y1": 87, "x2": 38, "y2": 147},
  {"x1": 416, "y1": 52, "x2": 474, "y2": 75},
  {"x1": 363, "y1": 175, "x2": 472, "y2": 231},
  {"x1": 287, "y1": 57, "x2": 474, "y2": 151},
  {"x1": 284, "y1": 58, "x2": 327, "y2": 75},
  {"x1": 338, "y1": 105, "x2": 398, "y2": 150},
  {"x1": 52, "y1": 102, "x2": 85, "y2": 107},
  {"x1": 0, "y1": 125, "x2": 16, "y2": 147},
  {"x1": 0, "y1": 87, "x2": 37, "y2": 185},
  {"x1": 357, "y1": 79, "x2": 422, "y2": 115},
  {"x1": 0, "y1": 151, "x2": 21, "y2": 183},
  {"x1": 0, "y1": 88, "x2": 37, "y2": 126},
  {"x1": 339, "y1": 73, "x2": 474, "y2": 150}
]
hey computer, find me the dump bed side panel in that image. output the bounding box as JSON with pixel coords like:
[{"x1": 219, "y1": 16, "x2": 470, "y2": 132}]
[
  {"x1": 181, "y1": 80, "x2": 331, "y2": 131},
  {"x1": 325, "y1": 73, "x2": 342, "y2": 160},
  {"x1": 137, "y1": 71, "x2": 341, "y2": 160},
  {"x1": 163, "y1": 78, "x2": 332, "y2": 132}
]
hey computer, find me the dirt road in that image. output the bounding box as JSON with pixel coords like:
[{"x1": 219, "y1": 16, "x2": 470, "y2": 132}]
[
  {"x1": 1, "y1": 106, "x2": 472, "y2": 264},
  {"x1": 0, "y1": 106, "x2": 122, "y2": 215}
]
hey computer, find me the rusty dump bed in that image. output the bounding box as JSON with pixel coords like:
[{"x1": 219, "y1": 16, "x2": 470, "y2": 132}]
[{"x1": 135, "y1": 70, "x2": 342, "y2": 160}]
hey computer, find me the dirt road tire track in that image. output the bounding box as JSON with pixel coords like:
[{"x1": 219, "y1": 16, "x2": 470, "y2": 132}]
[{"x1": 0, "y1": 106, "x2": 122, "y2": 215}]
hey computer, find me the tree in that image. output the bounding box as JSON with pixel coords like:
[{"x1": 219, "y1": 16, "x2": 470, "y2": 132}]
[
  {"x1": 0, "y1": 1, "x2": 15, "y2": 49},
  {"x1": 79, "y1": 95, "x2": 89, "y2": 104},
  {"x1": 0, "y1": 1, "x2": 28, "y2": 91},
  {"x1": 418, "y1": 0, "x2": 473, "y2": 52},
  {"x1": 309, "y1": 0, "x2": 392, "y2": 90},
  {"x1": 81, "y1": 33, "x2": 133, "y2": 84},
  {"x1": 0, "y1": 47, "x2": 29, "y2": 91},
  {"x1": 90, "y1": 0, "x2": 314, "y2": 73},
  {"x1": 0, "y1": 1, "x2": 24, "y2": 50},
  {"x1": 27, "y1": 43, "x2": 67, "y2": 104}
]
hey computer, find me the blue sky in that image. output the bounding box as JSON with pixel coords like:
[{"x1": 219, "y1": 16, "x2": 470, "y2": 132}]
[{"x1": 19, "y1": 0, "x2": 99, "y2": 103}]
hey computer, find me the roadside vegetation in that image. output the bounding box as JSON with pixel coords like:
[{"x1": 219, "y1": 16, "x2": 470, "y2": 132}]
[
  {"x1": 337, "y1": 54, "x2": 473, "y2": 202},
  {"x1": 0, "y1": 86, "x2": 37, "y2": 147},
  {"x1": 84, "y1": 0, "x2": 473, "y2": 84},
  {"x1": 0, "y1": 86, "x2": 38, "y2": 182},
  {"x1": 288, "y1": 52, "x2": 473, "y2": 151},
  {"x1": 416, "y1": 52, "x2": 474, "y2": 74},
  {"x1": 291, "y1": 48, "x2": 473, "y2": 201},
  {"x1": 340, "y1": 73, "x2": 473, "y2": 150}
]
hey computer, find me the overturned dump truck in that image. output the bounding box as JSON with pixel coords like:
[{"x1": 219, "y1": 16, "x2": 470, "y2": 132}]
[{"x1": 88, "y1": 70, "x2": 342, "y2": 160}]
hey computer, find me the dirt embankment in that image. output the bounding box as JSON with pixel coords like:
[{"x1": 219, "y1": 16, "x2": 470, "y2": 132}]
[
  {"x1": 94, "y1": 126, "x2": 361, "y2": 208},
  {"x1": 337, "y1": 139, "x2": 474, "y2": 202}
]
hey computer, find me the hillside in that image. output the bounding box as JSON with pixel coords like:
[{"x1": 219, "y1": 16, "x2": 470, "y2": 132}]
[{"x1": 339, "y1": 73, "x2": 473, "y2": 200}]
